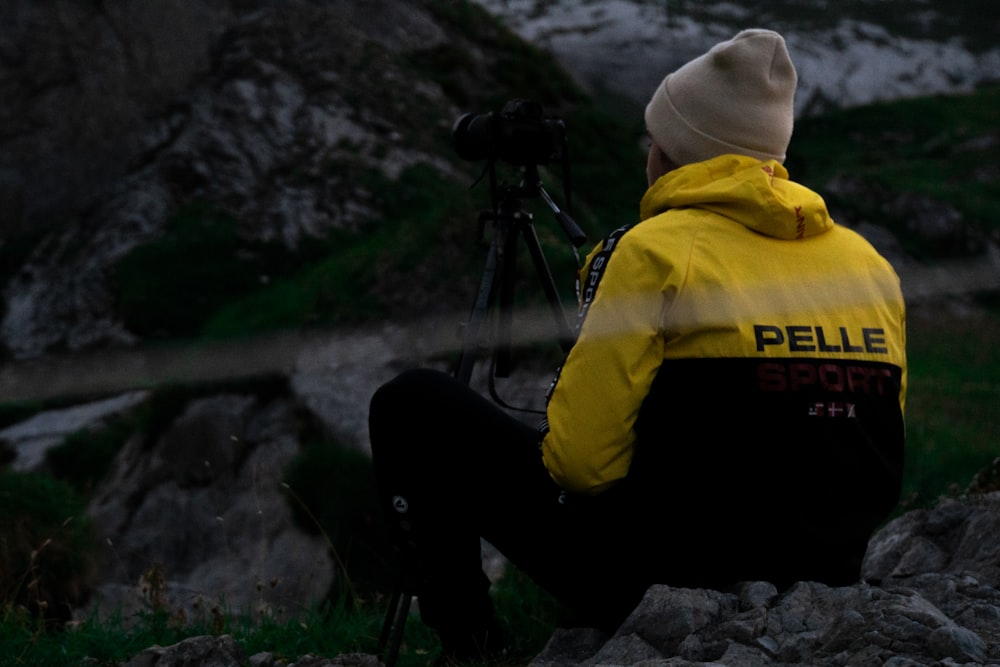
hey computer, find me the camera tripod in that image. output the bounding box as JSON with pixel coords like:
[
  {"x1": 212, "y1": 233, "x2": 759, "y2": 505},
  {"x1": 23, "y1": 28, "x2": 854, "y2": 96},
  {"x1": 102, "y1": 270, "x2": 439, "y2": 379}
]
[
  {"x1": 455, "y1": 166, "x2": 585, "y2": 392},
  {"x1": 377, "y1": 164, "x2": 586, "y2": 667}
]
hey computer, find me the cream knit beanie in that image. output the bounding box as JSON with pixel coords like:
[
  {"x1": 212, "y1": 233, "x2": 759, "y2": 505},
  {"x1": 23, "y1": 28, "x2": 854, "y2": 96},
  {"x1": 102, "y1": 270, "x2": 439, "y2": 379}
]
[{"x1": 645, "y1": 29, "x2": 797, "y2": 166}]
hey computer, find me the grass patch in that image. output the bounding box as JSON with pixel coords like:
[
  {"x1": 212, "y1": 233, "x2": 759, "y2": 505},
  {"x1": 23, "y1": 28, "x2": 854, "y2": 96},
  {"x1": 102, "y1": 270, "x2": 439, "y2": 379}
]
[
  {"x1": 283, "y1": 439, "x2": 398, "y2": 605},
  {"x1": 0, "y1": 565, "x2": 553, "y2": 667},
  {"x1": 419, "y1": 0, "x2": 586, "y2": 113},
  {"x1": 490, "y1": 566, "x2": 562, "y2": 658},
  {"x1": 898, "y1": 309, "x2": 1000, "y2": 511},
  {"x1": 788, "y1": 84, "x2": 1000, "y2": 259},
  {"x1": 113, "y1": 203, "x2": 312, "y2": 340},
  {"x1": 0, "y1": 599, "x2": 402, "y2": 666},
  {"x1": 112, "y1": 191, "x2": 475, "y2": 341},
  {"x1": 0, "y1": 403, "x2": 45, "y2": 432},
  {"x1": 201, "y1": 163, "x2": 486, "y2": 338},
  {"x1": 0, "y1": 472, "x2": 97, "y2": 624},
  {"x1": 45, "y1": 420, "x2": 135, "y2": 496}
]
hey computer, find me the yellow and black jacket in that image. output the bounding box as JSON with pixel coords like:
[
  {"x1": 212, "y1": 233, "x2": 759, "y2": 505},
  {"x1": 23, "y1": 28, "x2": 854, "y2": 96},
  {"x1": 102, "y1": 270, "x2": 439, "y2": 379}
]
[{"x1": 541, "y1": 154, "x2": 906, "y2": 547}]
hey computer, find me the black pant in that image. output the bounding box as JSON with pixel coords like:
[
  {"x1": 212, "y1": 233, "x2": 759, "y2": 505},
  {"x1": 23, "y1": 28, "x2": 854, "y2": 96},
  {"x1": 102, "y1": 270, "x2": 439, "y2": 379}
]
[
  {"x1": 368, "y1": 368, "x2": 870, "y2": 640},
  {"x1": 368, "y1": 368, "x2": 654, "y2": 636}
]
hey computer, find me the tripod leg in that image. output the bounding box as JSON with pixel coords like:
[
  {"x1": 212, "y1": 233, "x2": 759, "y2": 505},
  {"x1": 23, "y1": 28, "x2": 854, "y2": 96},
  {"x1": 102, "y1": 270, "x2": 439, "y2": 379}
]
[
  {"x1": 378, "y1": 538, "x2": 416, "y2": 667},
  {"x1": 494, "y1": 216, "x2": 521, "y2": 379},
  {"x1": 520, "y1": 222, "x2": 576, "y2": 352},
  {"x1": 378, "y1": 586, "x2": 412, "y2": 667},
  {"x1": 456, "y1": 229, "x2": 505, "y2": 386},
  {"x1": 378, "y1": 584, "x2": 401, "y2": 650}
]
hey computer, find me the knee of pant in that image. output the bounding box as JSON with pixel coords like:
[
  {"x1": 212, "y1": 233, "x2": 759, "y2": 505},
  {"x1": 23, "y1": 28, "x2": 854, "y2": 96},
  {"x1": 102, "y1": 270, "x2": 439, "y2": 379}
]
[
  {"x1": 387, "y1": 368, "x2": 449, "y2": 395},
  {"x1": 370, "y1": 368, "x2": 447, "y2": 420}
]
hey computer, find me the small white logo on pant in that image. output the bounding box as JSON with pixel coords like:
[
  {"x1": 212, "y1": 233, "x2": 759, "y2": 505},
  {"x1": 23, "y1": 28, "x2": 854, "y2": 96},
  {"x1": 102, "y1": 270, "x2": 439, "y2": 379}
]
[{"x1": 392, "y1": 495, "x2": 409, "y2": 513}]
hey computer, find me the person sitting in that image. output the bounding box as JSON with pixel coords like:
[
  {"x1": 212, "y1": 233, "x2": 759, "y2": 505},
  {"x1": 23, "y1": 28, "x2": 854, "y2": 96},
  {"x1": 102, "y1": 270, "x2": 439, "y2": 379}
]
[{"x1": 369, "y1": 28, "x2": 907, "y2": 662}]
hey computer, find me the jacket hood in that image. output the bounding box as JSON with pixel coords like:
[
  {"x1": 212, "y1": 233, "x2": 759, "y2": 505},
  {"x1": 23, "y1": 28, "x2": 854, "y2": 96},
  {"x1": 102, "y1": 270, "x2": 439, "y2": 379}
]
[{"x1": 639, "y1": 154, "x2": 834, "y2": 240}]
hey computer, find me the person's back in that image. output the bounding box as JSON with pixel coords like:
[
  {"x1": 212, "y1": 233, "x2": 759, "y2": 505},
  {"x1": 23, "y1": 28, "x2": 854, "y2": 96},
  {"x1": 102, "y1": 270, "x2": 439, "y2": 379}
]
[
  {"x1": 641, "y1": 157, "x2": 903, "y2": 589},
  {"x1": 540, "y1": 32, "x2": 905, "y2": 593}
]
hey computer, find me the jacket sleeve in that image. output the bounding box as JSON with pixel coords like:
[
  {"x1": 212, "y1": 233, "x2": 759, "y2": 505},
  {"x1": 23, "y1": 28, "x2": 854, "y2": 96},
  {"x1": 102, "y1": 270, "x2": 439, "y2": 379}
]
[{"x1": 541, "y1": 233, "x2": 673, "y2": 494}]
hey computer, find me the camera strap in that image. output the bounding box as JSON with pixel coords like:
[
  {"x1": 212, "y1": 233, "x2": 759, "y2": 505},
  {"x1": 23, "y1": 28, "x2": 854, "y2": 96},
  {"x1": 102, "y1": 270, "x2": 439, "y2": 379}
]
[
  {"x1": 543, "y1": 223, "x2": 634, "y2": 409},
  {"x1": 574, "y1": 223, "x2": 633, "y2": 334}
]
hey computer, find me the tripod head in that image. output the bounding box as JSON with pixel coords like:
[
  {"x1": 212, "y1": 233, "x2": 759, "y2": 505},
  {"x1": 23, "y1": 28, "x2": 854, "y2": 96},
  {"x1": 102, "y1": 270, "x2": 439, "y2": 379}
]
[
  {"x1": 454, "y1": 99, "x2": 586, "y2": 250},
  {"x1": 490, "y1": 163, "x2": 587, "y2": 249}
]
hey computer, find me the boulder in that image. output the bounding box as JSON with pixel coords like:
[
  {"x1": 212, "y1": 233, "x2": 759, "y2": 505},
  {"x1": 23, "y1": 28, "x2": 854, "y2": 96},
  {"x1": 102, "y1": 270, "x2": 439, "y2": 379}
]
[{"x1": 83, "y1": 391, "x2": 334, "y2": 624}]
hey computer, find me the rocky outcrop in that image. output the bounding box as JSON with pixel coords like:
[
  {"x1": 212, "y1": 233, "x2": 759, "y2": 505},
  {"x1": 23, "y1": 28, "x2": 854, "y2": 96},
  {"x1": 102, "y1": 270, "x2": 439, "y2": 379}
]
[
  {"x1": 0, "y1": 0, "x2": 467, "y2": 360},
  {"x1": 83, "y1": 390, "x2": 335, "y2": 624},
  {"x1": 4, "y1": 318, "x2": 998, "y2": 665},
  {"x1": 0, "y1": 390, "x2": 149, "y2": 471},
  {"x1": 0, "y1": 1, "x2": 233, "y2": 238},
  {"x1": 532, "y1": 575, "x2": 998, "y2": 666},
  {"x1": 532, "y1": 492, "x2": 1000, "y2": 666},
  {"x1": 473, "y1": 0, "x2": 1000, "y2": 116}
]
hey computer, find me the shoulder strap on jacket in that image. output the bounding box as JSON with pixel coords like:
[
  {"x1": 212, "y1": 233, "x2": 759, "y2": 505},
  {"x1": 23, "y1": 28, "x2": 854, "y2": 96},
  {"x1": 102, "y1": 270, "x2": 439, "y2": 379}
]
[
  {"x1": 543, "y1": 224, "x2": 634, "y2": 413},
  {"x1": 574, "y1": 223, "x2": 633, "y2": 334}
]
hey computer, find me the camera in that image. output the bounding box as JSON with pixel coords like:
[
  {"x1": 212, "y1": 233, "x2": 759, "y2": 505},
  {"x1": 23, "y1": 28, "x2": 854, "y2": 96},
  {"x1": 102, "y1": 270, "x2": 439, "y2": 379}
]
[{"x1": 452, "y1": 99, "x2": 566, "y2": 166}]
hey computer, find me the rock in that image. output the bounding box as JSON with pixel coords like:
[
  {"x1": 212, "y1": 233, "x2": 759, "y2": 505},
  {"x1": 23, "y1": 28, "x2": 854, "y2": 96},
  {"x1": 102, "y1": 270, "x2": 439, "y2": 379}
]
[
  {"x1": 0, "y1": 1, "x2": 231, "y2": 237},
  {"x1": 0, "y1": 390, "x2": 149, "y2": 472},
  {"x1": 124, "y1": 635, "x2": 246, "y2": 667},
  {"x1": 533, "y1": 575, "x2": 1000, "y2": 666},
  {"x1": 124, "y1": 635, "x2": 383, "y2": 667},
  {"x1": 891, "y1": 193, "x2": 969, "y2": 248},
  {"x1": 82, "y1": 391, "x2": 335, "y2": 624},
  {"x1": 0, "y1": 0, "x2": 463, "y2": 360},
  {"x1": 863, "y1": 493, "x2": 1000, "y2": 586},
  {"x1": 532, "y1": 492, "x2": 1000, "y2": 666}
]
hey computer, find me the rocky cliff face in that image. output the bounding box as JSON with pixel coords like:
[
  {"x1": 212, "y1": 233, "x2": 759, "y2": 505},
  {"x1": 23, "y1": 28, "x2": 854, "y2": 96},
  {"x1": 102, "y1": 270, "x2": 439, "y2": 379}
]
[
  {"x1": 1, "y1": 0, "x2": 471, "y2": 360},
  {"x1": 0, "y1": 1, "x2": 233, "y2": 238},
  {"x1": 472, "y1": 0, "x2": 1000, "y2": 116}
]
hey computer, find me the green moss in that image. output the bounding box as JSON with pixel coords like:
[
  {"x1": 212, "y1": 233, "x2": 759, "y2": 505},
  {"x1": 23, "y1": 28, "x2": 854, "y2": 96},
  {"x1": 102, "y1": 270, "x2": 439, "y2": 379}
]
[
  {"x1": 114, "y1": 204, "x2": 276, "y2": 339},
  {"x1": 899, "y1": 311, "x2": 1000, "y2": 512}
]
